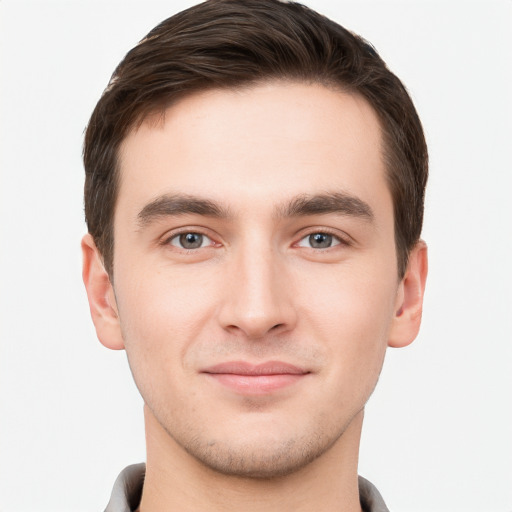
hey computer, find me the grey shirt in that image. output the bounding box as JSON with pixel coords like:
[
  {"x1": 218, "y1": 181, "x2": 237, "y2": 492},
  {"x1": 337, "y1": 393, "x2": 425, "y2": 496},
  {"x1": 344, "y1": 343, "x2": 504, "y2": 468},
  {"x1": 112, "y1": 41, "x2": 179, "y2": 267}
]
[{"x1": 104, "y1": 463, "x2": 390, "y2": 512}]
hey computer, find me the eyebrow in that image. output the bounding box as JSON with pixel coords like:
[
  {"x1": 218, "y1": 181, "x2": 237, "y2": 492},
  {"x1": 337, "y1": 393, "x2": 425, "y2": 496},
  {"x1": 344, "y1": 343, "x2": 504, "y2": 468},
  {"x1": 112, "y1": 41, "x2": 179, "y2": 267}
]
[
  {"x1": 137, "y1": 191, "x2": 374, "y2": 227},
  {"x1": 137, "y1": 194, "x2": 231, "y2": 227},
  {"x1": 276, "y1": 192, "x2": 374, "y2": 221}
]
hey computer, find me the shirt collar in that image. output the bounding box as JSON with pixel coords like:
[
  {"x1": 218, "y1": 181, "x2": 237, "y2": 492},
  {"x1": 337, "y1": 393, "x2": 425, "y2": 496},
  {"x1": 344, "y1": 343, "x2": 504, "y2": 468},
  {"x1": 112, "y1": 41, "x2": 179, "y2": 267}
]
[{"x1": 104, "y1": 464, "x2": 389, "y2": 512}]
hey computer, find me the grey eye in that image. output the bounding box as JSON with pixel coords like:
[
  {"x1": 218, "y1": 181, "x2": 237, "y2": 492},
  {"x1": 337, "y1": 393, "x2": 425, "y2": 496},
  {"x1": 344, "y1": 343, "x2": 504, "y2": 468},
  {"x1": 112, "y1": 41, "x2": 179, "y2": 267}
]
[
  {"x1": 309, "y1": 233, "x2": 333, "y2": 248},
  {"x1": 170, "y1": 232, "x2": 210, "y2": 249},
  {"x1": 297, "y1": 232, "x2": 341, "y2": 249}
]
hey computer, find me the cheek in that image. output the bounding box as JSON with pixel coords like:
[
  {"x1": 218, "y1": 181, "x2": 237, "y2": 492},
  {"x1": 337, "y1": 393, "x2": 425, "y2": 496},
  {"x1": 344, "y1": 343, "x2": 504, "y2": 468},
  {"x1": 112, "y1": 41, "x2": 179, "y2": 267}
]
[
  {"x1": 299, "y1": 255, "x2": 396, "y2": 329},
  {"x1": 295, "y1": 261, "x2": 397, "y2": 380},
  {"x1": 113, "y1": 268, "x2": 218, "y2": 414},
  {"x1": 114, "y1": 265, "x2": 218, "y2": 365}
]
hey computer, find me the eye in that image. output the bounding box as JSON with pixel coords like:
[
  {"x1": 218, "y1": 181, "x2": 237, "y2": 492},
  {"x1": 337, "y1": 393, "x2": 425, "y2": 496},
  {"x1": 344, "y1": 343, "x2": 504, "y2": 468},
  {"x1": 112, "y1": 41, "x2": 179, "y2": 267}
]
[
  {"x1": 168, "y1": 232, "x2": 212, "y2": 249},
  {"x1": 297, "y1": 232, "x2": 342, "y2": 249}
]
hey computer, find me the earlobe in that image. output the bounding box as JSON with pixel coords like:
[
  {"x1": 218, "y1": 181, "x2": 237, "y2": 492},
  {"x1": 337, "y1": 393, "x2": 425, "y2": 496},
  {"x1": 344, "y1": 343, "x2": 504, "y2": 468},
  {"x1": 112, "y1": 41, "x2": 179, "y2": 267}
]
[
  {"x1": 81, "y1": 234, "x2": 125, "y2": 350},
  {"x1": 388, "y1": 240, "x2": 428, "y2": 348}
]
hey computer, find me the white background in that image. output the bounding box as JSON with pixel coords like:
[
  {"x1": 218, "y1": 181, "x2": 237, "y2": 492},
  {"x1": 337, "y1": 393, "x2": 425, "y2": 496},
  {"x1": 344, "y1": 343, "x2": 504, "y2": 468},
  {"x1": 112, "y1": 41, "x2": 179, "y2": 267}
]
[{"x1": 1, "y1": 1, "x2": 511, "y2": 511}]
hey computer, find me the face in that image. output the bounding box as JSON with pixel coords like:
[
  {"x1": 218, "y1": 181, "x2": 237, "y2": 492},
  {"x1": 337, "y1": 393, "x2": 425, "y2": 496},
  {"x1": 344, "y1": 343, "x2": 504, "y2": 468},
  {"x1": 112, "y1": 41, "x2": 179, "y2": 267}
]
[{"x1": 102, "y1": 82, "x2": 407, "y2": 477}]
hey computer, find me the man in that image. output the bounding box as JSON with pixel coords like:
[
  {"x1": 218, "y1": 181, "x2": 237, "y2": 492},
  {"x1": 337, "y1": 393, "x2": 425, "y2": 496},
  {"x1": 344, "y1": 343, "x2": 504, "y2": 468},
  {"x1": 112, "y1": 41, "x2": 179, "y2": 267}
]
[{"x1": 81, "y1": 0, "x2": 428, "y2": 510}]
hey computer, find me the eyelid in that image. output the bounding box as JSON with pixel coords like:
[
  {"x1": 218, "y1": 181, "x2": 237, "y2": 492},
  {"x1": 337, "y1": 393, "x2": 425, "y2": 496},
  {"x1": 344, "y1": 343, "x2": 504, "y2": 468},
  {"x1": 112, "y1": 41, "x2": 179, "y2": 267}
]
[
  {"x1": 169, "y1": 233, "x2": 213, "y2": 249},
  {"x1": 293, "y1": 227, "x2": 353, "y2": 249},
  {"x1": 157, "y1": 225, "x2": 353, "y2": 251},
  {"x1": 159, "y1": 226, "x2": 221, "y2": 249}
]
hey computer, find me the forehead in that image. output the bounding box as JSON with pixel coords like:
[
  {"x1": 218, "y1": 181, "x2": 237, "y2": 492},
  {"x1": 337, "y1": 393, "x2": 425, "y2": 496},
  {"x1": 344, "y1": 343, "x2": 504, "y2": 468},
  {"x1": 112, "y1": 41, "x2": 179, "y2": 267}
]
[{"x1": 117, "y1": 81, "x2": 389, "y2": 220}]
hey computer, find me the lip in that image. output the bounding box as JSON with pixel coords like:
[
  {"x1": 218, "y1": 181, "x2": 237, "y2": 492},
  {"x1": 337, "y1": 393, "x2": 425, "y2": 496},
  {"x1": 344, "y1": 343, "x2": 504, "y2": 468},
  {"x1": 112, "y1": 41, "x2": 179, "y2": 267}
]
[{"x1": 201, "y1": 361, "x2": 310, "y2": 395}]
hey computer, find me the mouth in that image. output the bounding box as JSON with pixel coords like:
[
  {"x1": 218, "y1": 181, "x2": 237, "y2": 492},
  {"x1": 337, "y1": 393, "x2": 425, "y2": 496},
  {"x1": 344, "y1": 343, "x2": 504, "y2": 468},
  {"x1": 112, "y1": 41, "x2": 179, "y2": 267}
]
[{"x1": 201, "y1": 361, "x2": 310, "y2": 395}]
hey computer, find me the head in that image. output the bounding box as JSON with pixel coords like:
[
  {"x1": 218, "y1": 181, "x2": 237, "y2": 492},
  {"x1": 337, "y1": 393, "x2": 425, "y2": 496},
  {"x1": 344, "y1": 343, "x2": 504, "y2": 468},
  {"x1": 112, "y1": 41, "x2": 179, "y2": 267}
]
[
  {"x1": 82, "y1": 0, "x2": 428, "y2": 480},
  {"x1": 84, "y1": 0, "x2": 427, "y2": 280}
]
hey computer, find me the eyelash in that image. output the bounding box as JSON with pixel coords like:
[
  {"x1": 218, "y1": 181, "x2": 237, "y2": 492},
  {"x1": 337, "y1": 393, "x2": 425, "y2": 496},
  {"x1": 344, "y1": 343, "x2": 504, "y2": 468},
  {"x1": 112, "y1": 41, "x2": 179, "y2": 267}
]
[
  {"x1": 161, "y1": 229, "x2": 217, "y2": 251},
  {"x1": 161, "y1": 228, "x2": 351, "y2": 252},
  {"x1": 295, "y1": 229, "x2": 351, "y2": 250}
]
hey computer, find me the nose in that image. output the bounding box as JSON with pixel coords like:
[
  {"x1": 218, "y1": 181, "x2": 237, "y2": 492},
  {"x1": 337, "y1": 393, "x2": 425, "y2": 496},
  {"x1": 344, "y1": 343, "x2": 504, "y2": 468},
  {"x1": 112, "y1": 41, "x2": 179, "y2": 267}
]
[{"x1": 217, "y1": 243, "x2": 297, "y2": 340}]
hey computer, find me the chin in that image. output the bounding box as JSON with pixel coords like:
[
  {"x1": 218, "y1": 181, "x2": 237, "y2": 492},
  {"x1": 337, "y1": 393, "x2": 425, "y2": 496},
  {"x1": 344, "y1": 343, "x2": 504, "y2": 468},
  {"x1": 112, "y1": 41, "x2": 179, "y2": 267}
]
[
  {"x1": 163, "y1": 413, "x2": 351, "y2": 480},
  {"x1": 182, "y1": 436, "x2": 333, "y2": 479}
]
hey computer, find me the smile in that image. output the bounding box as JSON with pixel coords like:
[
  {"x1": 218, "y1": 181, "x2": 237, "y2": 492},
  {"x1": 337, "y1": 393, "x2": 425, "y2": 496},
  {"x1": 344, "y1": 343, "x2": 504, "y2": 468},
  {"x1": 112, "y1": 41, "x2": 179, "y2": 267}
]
[{"x1": 201, "y1": 361, "x2": 310, "y2": 395}]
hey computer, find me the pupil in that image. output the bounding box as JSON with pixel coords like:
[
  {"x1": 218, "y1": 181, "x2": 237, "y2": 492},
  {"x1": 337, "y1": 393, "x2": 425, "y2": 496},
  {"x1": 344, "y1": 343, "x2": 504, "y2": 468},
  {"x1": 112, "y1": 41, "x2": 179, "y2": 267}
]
[
  {"x1": 180, "y1": 233, "x2": 203, "y2": 249},
  {"x1": 310, "y1": 233, "x2": 332, "y2": 248}
]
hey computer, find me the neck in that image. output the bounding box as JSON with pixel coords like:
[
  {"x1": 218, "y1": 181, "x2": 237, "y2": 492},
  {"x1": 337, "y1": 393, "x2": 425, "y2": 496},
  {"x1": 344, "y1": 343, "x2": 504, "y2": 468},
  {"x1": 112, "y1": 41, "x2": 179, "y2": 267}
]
[{"x1": 139, "y1": 405, "x2": 364, "y2": 512}]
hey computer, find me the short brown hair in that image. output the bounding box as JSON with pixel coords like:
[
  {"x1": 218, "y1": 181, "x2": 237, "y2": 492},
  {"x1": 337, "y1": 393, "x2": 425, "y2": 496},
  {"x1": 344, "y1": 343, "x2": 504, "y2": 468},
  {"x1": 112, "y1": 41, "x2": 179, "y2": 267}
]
[{"x1": 84, "y1": 0, "x2": 428, "y2": 278}]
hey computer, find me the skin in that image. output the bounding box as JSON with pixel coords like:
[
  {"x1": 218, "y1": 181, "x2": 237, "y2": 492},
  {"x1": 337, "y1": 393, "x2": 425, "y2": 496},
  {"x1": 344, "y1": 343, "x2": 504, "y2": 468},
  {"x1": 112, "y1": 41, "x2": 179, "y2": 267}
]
[{"x1": 82, "y1": 82, "x2": 427, "y2": 511}]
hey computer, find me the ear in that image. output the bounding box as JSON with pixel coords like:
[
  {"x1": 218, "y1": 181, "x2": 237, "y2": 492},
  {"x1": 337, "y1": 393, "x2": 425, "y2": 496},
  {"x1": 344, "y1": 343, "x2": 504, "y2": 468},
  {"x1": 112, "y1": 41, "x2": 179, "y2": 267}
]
[
  {"x1": 81, "y1": 233, "x2": 125, "y2": 350},
  {"x1": 388, "y1": 240, "x2": 428, "y2": 348}
]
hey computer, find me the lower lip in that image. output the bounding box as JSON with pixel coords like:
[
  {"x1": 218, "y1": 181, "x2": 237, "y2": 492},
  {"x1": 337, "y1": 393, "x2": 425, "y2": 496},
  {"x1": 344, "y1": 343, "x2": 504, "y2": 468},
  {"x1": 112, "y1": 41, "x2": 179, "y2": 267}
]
[{"x1": 205, "y1": 373, "x2": 306, "y2": 395}]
